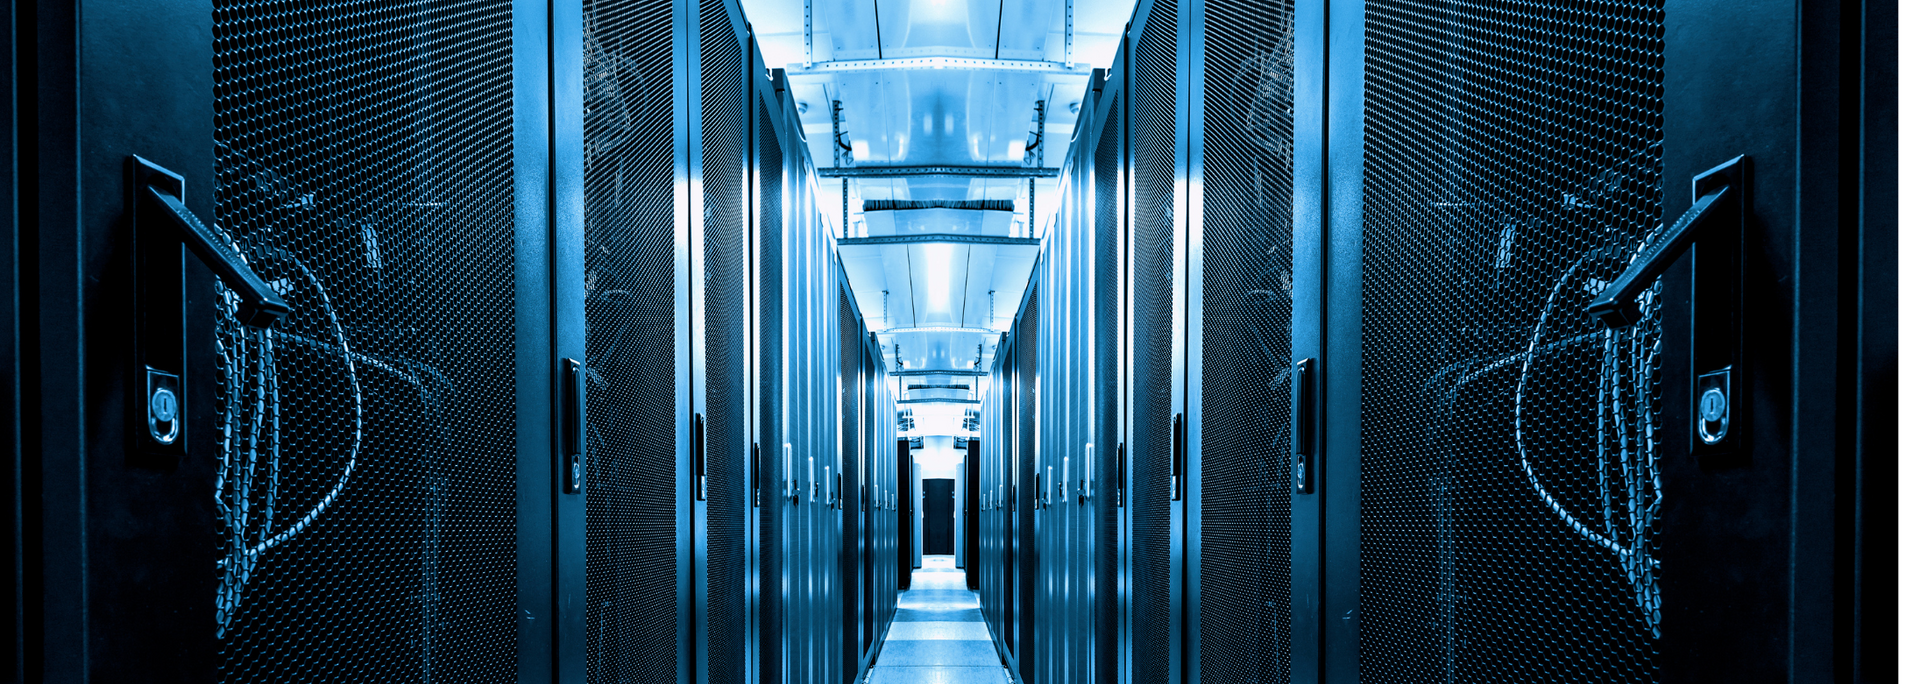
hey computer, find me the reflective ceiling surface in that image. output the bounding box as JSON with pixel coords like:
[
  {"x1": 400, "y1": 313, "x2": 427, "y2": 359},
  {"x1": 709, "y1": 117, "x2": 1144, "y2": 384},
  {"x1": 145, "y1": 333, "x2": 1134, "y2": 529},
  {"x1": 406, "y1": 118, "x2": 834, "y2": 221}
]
[{"x1": 739, "y1": 0, "x2": 1133, "y2": 432}]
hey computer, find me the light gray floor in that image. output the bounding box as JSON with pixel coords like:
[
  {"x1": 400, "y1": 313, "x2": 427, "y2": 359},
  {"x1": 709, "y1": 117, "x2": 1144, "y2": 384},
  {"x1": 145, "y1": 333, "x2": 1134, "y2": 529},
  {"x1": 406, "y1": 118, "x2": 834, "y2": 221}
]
[{"x1": 867, "y1": 555, "x2": 1011, "y2": 684}]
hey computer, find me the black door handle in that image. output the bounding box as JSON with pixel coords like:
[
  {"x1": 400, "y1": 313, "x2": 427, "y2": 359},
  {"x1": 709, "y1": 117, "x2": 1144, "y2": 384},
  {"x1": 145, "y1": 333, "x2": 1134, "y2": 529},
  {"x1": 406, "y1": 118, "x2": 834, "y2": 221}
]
[
  {"x1": 1586, "y1": 155, "x2": 1748, "y2": 455},
  {"x1": 562, "y1": 358, "x2": 585, "y2": 493},
  {"x1": 1293, "y1": 358, "x2": 1314, "y2": 494},
  {"x1": 127, "y1": 156, "x2": 293, "y2": 453},
  {"x1": 133, "y1": 156, "x2": 289, "y2": 329}
]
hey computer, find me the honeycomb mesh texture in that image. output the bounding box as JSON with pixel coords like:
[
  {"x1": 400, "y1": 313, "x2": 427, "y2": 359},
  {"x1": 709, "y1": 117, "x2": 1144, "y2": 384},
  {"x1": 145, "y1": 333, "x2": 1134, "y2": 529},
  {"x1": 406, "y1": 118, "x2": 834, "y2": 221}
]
[
  {"x1": 700, "y1": 0, "x2": 746, "y2": 680},
  {"x1": 1359, "y1": 0, "x2": 1664, "y2": 682},
  {"x1": 1130, "y1": 0, "x2": 1179, "y2": 680},
  {"x1": 838, "y1": 289, "x2": 861, "y2": 675},
  {"x1": 211, "y1": 0, "x2": 518, "y2": 680},
  {"x1": 1199, "y1": 0, "x2": 1295, "y2": 680},
  {"x1": 754, "y1": 94, "x2": 786, "y2": 684},
  {"x1": 582, "y1": 0, "x2": 680, "y2": 679},
  {"x1": 1094, "y1": 105, "x2": 1123, "y2": 684},
  {"x1": 1016, "y1": 291, "x2": 1040, "y2": 683}
]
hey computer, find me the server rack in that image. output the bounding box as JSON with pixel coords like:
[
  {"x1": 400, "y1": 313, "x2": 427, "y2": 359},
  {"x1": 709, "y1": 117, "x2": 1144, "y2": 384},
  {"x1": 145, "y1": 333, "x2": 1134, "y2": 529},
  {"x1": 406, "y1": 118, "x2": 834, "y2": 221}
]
[{"x1": 1308, "y1": 0, "x2": 1889, "y2": 682}]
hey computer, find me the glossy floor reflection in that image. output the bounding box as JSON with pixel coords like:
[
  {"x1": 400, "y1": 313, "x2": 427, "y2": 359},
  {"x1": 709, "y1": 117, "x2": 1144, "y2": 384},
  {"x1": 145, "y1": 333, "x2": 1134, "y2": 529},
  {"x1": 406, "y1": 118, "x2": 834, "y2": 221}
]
[{"x1": 868, "y1": 555, "x2": 1010, "y2": 684}]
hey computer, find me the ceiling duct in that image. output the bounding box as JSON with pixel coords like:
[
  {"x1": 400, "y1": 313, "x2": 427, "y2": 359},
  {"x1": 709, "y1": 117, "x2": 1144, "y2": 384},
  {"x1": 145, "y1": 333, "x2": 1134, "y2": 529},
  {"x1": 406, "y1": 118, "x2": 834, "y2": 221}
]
[{"x1": 864, "y1": 199, "x2": 1015, "y2": 211}]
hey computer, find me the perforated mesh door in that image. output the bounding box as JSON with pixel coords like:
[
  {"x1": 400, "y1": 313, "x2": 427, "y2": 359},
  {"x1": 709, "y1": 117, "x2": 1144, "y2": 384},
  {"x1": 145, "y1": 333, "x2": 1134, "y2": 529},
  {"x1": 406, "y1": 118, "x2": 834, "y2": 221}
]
[
  {"x1": 700, "y1": 1, "x2": 747, "y2": 680},
  {"x1": 1015, "y1": 293, "x2": 1040, "y2": 683},
  {"x1": 838, "y1": 290, "x2": 863, "y2": 677},
  {"x1": 1359, "y1": 1, "x2": 1664, "y2": 682},
  {"x1": 1198, "y1": 0, "x2": 1294, "y2": 680},
  {"x1": 582, "y1": 0, "x2": 680, "y2": 680},
  {"x1": 754, "y1": 94, "x2": 786, "y2": 684},
  {"x1": 212, "y1": 0, "x2": 518, "y2": 680},
  {"x1": 1093, "y1": 105, "x2": 1124, "y2": 684},
  {"x1": 1130, "y1": 1, "x2": 1179, "y2": 681}
]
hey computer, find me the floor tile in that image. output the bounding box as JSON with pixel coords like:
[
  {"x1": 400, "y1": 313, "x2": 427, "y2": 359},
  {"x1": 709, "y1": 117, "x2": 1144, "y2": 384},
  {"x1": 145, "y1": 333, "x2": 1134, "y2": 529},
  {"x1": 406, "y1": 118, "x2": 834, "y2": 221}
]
[
  {"x1": 883, "y1": 621, "x2": 990, "y2": 641},
  {"x1": 866, "y1": 666, "x2": 1009, "y2": 684},
  {"x1": 873, "y1": 639, "x2": 1003, "y2": 667}
]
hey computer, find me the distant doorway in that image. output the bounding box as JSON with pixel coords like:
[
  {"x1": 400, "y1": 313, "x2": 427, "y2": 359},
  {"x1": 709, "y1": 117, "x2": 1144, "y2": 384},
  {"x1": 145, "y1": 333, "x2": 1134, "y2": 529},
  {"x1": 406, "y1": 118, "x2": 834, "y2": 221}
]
[{"x1": 923, "y1": 478, "x2": 955, "y2": 555}]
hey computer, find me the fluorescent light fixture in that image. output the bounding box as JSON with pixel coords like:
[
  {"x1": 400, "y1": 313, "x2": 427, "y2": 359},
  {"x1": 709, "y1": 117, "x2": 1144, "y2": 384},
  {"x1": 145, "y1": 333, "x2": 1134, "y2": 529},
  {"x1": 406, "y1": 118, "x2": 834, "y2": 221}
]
[
  {"x1": 882, "y1": 326, "x2": 992, "y2": 334},
  {"x1": 925, "y1": 243, "x2": 955, "y2": 315}
]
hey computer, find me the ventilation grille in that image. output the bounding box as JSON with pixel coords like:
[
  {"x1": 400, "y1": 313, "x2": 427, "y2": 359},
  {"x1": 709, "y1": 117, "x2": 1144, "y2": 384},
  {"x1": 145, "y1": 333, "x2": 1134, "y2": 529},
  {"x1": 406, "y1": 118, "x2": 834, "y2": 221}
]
[
  {"x1": 1094, "y1": 104, "x2": 1124, "y2": 684},
  {"x1": 212, "y1": 0, "x2": 519, "y2": 680},
  {"x1": 700, "y1": 0, "x2": 746, "y2": 680},
  {"x1": 1130, "y1": 0, "x2": 1179, "y2": 680},
  {"x1": 582, "y1": 0, "x2": 681, "y2": 679},
  {"x1": 1199, "y1": 0, "x2": 1296, "y2": 680},
  {"x1": 1359, "y1": 0, "x2": 1664, "y2": 682},
  {"x1": 862, "y1": 199, "x2": 1016, "y2": 212},
  {"x1": 754, "y1": 94, "x2": 787, "y2": 684}
]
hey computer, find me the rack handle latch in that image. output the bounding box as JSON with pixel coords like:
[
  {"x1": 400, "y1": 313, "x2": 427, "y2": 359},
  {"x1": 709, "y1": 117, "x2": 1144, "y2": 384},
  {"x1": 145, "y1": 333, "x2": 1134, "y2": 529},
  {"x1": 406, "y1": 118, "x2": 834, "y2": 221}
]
[
  {"x1": 132, "y1": 156, "x2": 289, "y2": 329},
  {"x1": 1586, "y1": 155, "x2": 1747, "y2": 328}
]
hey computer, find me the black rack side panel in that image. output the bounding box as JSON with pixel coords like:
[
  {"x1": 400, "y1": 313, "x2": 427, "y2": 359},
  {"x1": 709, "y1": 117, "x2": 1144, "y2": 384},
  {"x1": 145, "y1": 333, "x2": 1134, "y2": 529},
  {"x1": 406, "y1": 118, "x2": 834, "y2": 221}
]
[
  {"x1": 1093, "y1": 96, "x2": 1124, "y2": 684},
  {"x1": 1357, "y1": 0, "x2": 1664, "y2": 682},
  {"x1": 1130, "y1": 0, "x2": 1179, "y2": 681},
  {"x1": 211, "y1": 0, "x2": 520, "y2": 680},
  {"x1": 754, "y1": 92, "x2": 786, "y2": 684},
  {"x1": 581, "y1": 0, "x2": 681, "y2": 680},
  {"x1": 700, "y1": 0, "x2": 747, "y2": 680},
  {"x1": 1198, "y1": 0, "x2": 1295, "y2": 680}
]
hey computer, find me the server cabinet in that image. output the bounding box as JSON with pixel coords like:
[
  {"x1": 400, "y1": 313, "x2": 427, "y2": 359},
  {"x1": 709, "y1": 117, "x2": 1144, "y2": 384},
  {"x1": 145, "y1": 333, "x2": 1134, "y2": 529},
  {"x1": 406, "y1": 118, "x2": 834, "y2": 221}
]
[
  {"x1": 13, "y1": 0, "x2": 578, "y2": 679},
  {"x1": 1123, "y1": 1, "x2": 1187, "y2": 683},
  {"x1": 692, "y1": 1, "x2": 752, "y2": 683},
  {"x1": 749, "y1": 41, "x2": 788, "y2": 684},
  {"x1": 1185, "y1": 0, "x2": 1302, "y2": 682},
  {"x1": 963, "y1": 438, "x2": 982, "y2": 591},
  {"x1": 1307, "y1": 0, "x2": 1889, "y2": 680}
]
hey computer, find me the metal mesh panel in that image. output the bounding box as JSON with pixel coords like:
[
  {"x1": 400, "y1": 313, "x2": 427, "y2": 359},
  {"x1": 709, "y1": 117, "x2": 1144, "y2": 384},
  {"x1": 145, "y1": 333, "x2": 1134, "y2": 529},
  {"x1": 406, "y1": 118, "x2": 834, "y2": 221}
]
[
  {"x1": 754, "y1": 96, "x2": 786, "y2": 684},
  {"x1": 838, "y1": 289, "x2": 861, "y2": 677},
  {"x1": 1130, "y1": 0, "x2": 1179, "y2": 680},
  {"x1": 700, "y1": 1, "x2": 747, "y2": 681},
  {"x1": 1359, "y1": 1, "x2": 1664, "y2": 682},
  {"x1": 1016, "y1": 292, "x2": 1040, "y2": 684},
  {"x1": 1198, "y1": 0, "x2": 1294, "y2": 680},
  {"x1": 1093, "y1": 107, "x2": 1123, "y2": 684},
  {"x1": 212, "y1": 0, "x2": 518, "y2": 680},
  {"x1": 583, "y1": 0, "x2": 680, "y2": 679}
]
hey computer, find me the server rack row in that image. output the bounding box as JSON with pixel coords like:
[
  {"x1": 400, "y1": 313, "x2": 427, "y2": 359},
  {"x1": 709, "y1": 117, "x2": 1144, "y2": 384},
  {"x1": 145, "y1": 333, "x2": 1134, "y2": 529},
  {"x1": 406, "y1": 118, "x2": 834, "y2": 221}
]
[
  {"x1": 967, "y1": 0, "x2": 1889, "y2": 682},
  {"x1": 8, "y1": 0, "x2": 901, "y2": 681}
]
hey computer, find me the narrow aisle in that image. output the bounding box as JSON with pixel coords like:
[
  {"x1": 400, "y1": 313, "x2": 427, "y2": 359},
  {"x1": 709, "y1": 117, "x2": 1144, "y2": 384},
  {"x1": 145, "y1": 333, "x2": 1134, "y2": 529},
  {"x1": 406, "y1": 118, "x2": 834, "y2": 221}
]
[{"x1": 868, "y1": 556, "x2": 1008, "y2": 684}]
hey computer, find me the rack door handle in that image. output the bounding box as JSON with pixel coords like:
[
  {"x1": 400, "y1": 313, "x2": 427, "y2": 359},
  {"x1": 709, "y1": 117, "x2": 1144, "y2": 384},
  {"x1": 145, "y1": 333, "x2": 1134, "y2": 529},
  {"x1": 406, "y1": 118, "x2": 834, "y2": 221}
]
[
  {"x1": 133, "y1": 156, "x2": 288, "y2": 329},
  {"x1": 1586, "y1": 155, "x2": 1749, "y2": 456},
  {"x1": 1293, "y1": 358, "x2": 1314, "y2": 494},
  {"x1": 1586, "y1": 155, "x2": 1746, "y2": 329},
  {"x1": 562, "y1": 358, "x2": 585, "y2": 493}
]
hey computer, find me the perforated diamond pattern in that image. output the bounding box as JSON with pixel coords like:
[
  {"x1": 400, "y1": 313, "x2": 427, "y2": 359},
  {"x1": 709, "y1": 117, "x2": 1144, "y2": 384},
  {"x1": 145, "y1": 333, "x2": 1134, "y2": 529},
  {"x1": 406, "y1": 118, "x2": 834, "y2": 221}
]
[
  {"x1": 582, "y1": 0, "x2": 680, "y2": 679},
  {"x1": 1199, "y1": 0, "x2": 1295, "y2": 679},
  {"x1": 1130, "y1": 1, "x2": 1178, "y2": 680},
  {"x1": 212, "y1": 0, "x2": 519, "y2": 680},
  {"x1": 1360, "y1": 0, "x2": 1664, "y2": 681}
]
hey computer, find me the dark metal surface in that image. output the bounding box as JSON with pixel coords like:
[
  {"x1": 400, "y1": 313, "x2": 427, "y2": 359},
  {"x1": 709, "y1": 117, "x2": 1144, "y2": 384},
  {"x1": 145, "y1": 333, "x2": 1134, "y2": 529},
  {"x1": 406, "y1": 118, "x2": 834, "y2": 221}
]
[
  {"x1": 580, "y1": 0, "x2": 683, "y2": 679},
  {"x1": 210, "y1": 0, "x2": 523, "y2": 678},
  {"x1": 1128, "y1": 0, "x2": 1179, "y2": 680},
  {"x1": 701, "y1": 1, "x2": 749, "y2": 681},
  {"x1": 1196, "y1": 0, "x2": 1296, "y2": 679},
  {"x1": 753, "y1": 64, "x2": 787, "y2": 684},
  {"x1": 1352, "y1": 0, "x2": 1665, "y2": 681}
]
